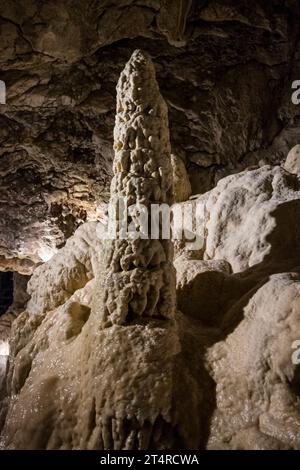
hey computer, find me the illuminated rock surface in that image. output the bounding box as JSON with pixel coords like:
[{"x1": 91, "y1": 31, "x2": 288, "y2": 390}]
[
  {"x1": 0, "y1": 50, "x2": 209, "y2": 450},
  {"x1": 207, "y1": 273, "x2": 300, "y2": 450},
  {"x1": 1, "y1": 0, "x2": 300, "y2": 272},
  {"x1": 101, "y1": 49, "x2": 176, "y2": 326},
  {"x1": 283, "y1": 145, "x2": 300, "y2": 177},
  {"x1": 1, "y1": 47, "x2": 300, "y2": 450}
]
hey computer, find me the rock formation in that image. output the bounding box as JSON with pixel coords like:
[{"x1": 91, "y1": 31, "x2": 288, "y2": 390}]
[
  {"x1": 2, "y1": 161, "x2": 300, "y2": 449},
  {"x1": 207, "y1": 273, "x2": 300, "y2": 450},
  {"x1": 1, "y1": 0, "x2": 300, "y2": 273},
  {"x1": 283, "y1": 145, "x2": 300, "y2": 177},
  {"x1": 204, "y1": 165, "x2": 300, "y2": 273},
  {"x1": 101, "y1": 49, "x2": 176, "y2": 327},
  {"x1": 1, "y1": 43, "x2": 300, "y2": 451},
  {"x1": 171, "y1": 154, "x2": 192, "y2": 203}
]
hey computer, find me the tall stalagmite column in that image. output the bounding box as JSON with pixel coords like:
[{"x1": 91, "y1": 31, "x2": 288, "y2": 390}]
[
  {"x1": 102, "y1": 49, "x2": 176, "y2": 326},
  {"x1": 1, "y1": 51, "x2": 204, "y2": 451}
]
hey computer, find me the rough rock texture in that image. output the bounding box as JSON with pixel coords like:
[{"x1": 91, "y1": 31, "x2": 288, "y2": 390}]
[
  {"x1": 176, "y1": 165, "x2": 300, "y2": 449},
  {"x1": 0, "y1": 50, "x2": 213, "y2": 451},
  {"x1": 2, "y1": 163, "x2": 300, "y2": 449},
  {"x1": 1, "y1": 37, "x2": 300, "y2": 449},
  {"x1": 0, "y1": 221, "x2": 101, "y2": 428},
  {"x1": 101, "y1": 49, "x2": 175, "y2": 326},
  {"x1": 175, "y1": 256, "x2": 231, "y2": 325},
  {"x1": 0, "y1": 273, "x2": 29, "y2": 347},
  {"x1": 207, "y1": 273, "x2": 300, "y2": 450},
  {"x1": 171, "y1": 154, "x2": 192, "y2": 203},
  {"x1": 2, "y1": 0, "x2": 300, "y2": 271}
]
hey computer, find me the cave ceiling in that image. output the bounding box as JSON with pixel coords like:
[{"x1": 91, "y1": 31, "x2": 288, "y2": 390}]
[{"x1": 1, "y1": 0, "x2": 300, "y2": 273}]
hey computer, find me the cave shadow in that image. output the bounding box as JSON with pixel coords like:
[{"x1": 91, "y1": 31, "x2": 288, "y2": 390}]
[
  {"x1": 196, "y1": 198, "x2": 300, "y2": 448},
  {"x1": 218, "y1": 198, "x2": 300, "y2": 336}
]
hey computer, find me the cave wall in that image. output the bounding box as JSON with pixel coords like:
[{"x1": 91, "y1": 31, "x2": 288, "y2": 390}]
[{"x1": 1, "y1": 0, "x2": 300, "y2": 272}]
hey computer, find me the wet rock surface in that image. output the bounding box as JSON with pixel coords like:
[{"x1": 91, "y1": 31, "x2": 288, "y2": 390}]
[
  {"x1": 1, "y1": 0, "x2": 300, "y2": 271},
  {"x1": 1, "y1": 2, "x2": 300, "y2": 450}
]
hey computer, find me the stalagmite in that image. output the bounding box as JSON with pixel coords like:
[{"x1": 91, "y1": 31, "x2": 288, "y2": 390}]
[
  {"x1": 78, "y1": 50, "x2": 204, "y2": 450},
  {"x1": 2, "y1": 51, "x2": 299, "y2": 450},
  {"x1": 102, "y1": 49, "x2": 176, "y2": 326}
]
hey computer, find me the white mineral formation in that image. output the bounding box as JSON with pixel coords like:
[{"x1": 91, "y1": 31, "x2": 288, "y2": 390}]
[
  {"x1": 77, "y1": 50, "x2": 205, "y2": 449},
  {"x1": 171, "y1": 154, "x2": 192, "y2": 203},
  {"x1": 26, "y1": 221, "x2": 103, "y2": 315},
  {"x1": 101, "y1": 49, "x2": 176, "y2": 326},
  {"x1": 283, "y1": 144, "x2": 300, "y2": 177},
  {"x1": 0, "y1": 50, "x2": 206, "y2": 450}
]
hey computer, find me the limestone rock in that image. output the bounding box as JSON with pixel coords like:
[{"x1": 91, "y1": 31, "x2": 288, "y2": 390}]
[
  {"x1": 2, "y1": 164, "x2": 300, "y2": 450},
  {"x1": 27, "y1": 222, "x2": 104, "y2": 315},
  {"x1": 0, "y1": 273, "x2": 29, "y2": 344},
  {"x1": 283, "y1": 145, "x2": 300, "y2": 177},
  {"x1": 0, "y1": 273, "x2": 30, "y2": 427},
  {"x1": 89, "y1": 49, "x2": 206, "y2": 448},
  {"x1": 1, "y1": 20, "x2": 300, "y2": 447},
  {"x1": 1, "y1": 299, "x2": 212, "y2": 449},
  {"x1": 206, "y1": 273, "x2": 300, "y2": 450},
  {"x1": 175, "y1": 256, "x2": 231, "y2": 325},
  {"x1": 1, "y1": 1, "x2": 300, "y2": 271},
  {"x1": 101, "y1": 49, "x2": 176, "y2": 326},
  {"x1": 0, "y1": 50, "x2": 210, "y2": 451}
]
